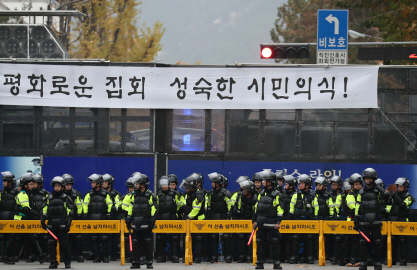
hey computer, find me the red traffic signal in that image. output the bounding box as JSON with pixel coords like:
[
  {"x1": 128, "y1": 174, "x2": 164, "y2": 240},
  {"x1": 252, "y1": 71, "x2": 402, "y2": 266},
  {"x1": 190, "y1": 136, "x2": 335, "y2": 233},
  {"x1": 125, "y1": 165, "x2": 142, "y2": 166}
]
[{"x1": 260, "y1": 44, "x2": 309, "y2": 59}]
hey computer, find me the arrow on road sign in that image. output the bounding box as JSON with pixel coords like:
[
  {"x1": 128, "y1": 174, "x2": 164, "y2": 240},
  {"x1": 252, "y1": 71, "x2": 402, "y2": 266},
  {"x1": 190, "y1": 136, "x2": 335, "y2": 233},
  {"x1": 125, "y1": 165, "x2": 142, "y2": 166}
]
[
  {"x1": 325, "y1": 14, "x2": 339, "y2": 35},
  {"x1": 409, "y1": 54, "x2": 417, "y2": 58}
]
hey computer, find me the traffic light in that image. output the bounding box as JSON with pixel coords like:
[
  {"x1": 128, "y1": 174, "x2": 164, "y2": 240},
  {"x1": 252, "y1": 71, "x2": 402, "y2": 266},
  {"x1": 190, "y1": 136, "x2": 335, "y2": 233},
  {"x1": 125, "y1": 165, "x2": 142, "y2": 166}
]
[
  {"x1": 358, "y1": 47, "x2": 417, "y2": 61},
  {"x1": 260, "y1": 44, "x2": 309, "y2": 59}
]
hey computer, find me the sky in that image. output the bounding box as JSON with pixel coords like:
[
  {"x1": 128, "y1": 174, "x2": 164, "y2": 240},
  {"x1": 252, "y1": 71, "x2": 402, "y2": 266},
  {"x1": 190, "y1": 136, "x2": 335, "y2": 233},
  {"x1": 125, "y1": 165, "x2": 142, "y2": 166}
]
[{"x1": 139, "y1": 0, "x2": 286, "y2": 65}]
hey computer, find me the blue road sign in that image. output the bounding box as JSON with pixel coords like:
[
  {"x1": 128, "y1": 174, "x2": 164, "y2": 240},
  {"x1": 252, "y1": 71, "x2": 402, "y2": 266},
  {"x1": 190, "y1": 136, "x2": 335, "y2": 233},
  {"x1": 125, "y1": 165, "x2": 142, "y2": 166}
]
[{"x1": 317, "y1": 9, "x2": 349, "y2": 50}]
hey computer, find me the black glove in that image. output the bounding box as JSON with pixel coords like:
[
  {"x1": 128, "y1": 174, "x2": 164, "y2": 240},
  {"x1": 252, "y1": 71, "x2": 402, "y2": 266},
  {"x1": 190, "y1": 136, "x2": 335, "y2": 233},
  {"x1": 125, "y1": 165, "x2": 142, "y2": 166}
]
[
  {"x1": 353, "y1": 215, "x2": 360, "y2": 231},
  {"x1": 183, "y1": 214, "x2": 190, "y2": 220},
  {"x1": 30, "y1": 209, "x2": 40, "y2": 218},
  {"x1": 125, "y1": 216, "x2": 132, "y2": 230},
  {"x1": 83, "y1": 214, "x2": 89, "y2": 220},
  {"x1": 41, "y1": 221, "x2": 47, "y2": 230}
]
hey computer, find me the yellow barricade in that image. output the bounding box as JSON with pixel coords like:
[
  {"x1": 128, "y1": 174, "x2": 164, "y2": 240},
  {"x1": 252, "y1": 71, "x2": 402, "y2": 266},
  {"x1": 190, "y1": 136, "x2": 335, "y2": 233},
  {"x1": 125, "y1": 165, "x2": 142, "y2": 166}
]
[
  {"x1": 0, "y1": 220, "x2": 46, "y2": 233},
  {"x1": 70, "y1": 220, "x2": 120, "y2": 233},
  {"x1": 391, "y1": 221, "x2": 417, "y2": 235},
  {"x1": 189, "y1": 220, "x2": 252, "y2": 233},
  {"x1": 279, "y1": 220, "x2": 320, "y2": 234},
  {"x1": 323, "y1": 221, "x2": 387, "y2": 235}
]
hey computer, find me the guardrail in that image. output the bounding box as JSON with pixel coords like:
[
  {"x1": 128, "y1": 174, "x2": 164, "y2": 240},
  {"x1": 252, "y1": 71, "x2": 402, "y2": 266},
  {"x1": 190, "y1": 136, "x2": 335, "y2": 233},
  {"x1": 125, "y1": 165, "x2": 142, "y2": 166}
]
[{"x1": 0, "y1": 220, "x2": 415, "y2": 267}]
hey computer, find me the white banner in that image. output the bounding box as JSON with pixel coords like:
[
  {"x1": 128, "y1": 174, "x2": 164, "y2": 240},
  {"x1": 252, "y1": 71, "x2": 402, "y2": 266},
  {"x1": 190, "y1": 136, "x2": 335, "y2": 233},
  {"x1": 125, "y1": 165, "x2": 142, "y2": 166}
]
[{"x1": 0, "y1": 63, "x2": 378, "y2": 109}]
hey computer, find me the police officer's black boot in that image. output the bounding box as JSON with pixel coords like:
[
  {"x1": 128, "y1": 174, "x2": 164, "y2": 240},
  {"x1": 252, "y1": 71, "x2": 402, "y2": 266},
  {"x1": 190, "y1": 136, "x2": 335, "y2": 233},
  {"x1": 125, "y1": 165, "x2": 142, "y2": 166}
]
[
  {"x1": 272, "y1": 237, "x2": 282, "y2": 269},
  {"x1": 76, "y1": 234, "x2": 84, "y2": 262},
  {"x1": 359, "y1": 238, "x2": 368, "y2": 270},
  {"x1": 237, "y1": 233, "x2": 245, "y2": 263},
  {"x1": 194, "y1": 235, "x2": 203, "y2": 264},
  {"x1": 288, "y1": 235, "x2": 298, "y2": 264},
  {"x1": 171, "y1": 235, "x2": 179, "y2": 263},
  {"x1": 331, "y1": 235, "x2": 342, "y2": 265},
  {"x1": 0, "y1": 235, "x2": 5, "y2": 262},
  {"x1": 255, "y1": 238, "x2": 264, "y2": 269},
  {"x1": 48, "y1": 239, "x2": 58, "y2": 269},
  {"x1": 246, "y1": 241, "x2": 253, "y2": 264},
  {"x1": 306, "y1": 234, "x2": 315, "y2": 264},
  {"x1": 92, "y1": 239, "x2": 101, "y2": 263},
  {"x1": 131, "y1": 239, "x2": 140, "y2": 269},
  {"x1": 374, "y1": 239, "x2": 382, "y2": 270},
  {"x1": 399, "y1": 237, "x2": 407, "y2": 266},
  {"x1": 144, "y1": 238, "x2": 153, "y2": 269},
  {"x1": 156, "y1": 235, "x2": 165, "y2": 263},
  {"x1": 210, "y1": 234, "x2": 218, "y2": 263},
  {"x1": 102, "y1": 238, "x2": 110, "y2": 263},
  {"x1": 223, "y1": 234, "x2": 232, "y2": 263}
]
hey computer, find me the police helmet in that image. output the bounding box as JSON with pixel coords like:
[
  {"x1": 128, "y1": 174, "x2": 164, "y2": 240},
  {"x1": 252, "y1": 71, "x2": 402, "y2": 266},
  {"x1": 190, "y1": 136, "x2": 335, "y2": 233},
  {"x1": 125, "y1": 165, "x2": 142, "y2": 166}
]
[
  {"x1": 349, "y1": 173, "x2": 363, "y2": 186},
  {"x1": 51, "y1": 176, "x2": 66, "y2": 187},
  {"x1": 330, "y1": 176, "x2": 343, "y2": 186},
  {"x1": 259, "y1": 170, "x2": 276, "y2": 184},
  {"x1": 394, "y1": 177, "x2": 410, "y2": 188},
  {"x1": 87, "y1": 173, "x2": 103, "y2": 184},
  {"x1": 32, "y1": 174, "x2": 43, "y2": 185},
  {"x1": 179, "y1": 175, "x2": 198, "y2": 191},
  {"x1": 349, "y1": 173, "x2": 363, "y2": 185},
  {"x1": 102, "y1": 174, "x2": 115, "y2": 185},
  {"x1": 375, "y1": 178, "x2": 385, "y2": 189},
  {"x1": 125, "y1": 177, "x2": 136, "y2": 187},
  {"x1": 236, "y1": 176, "x2": 251, "y2": 184},
  {"x1": 362, "y1": 168, "x2": 378, "y2": 180},
  {"x1": 62, "y1": 174, "x2": 74, "y2": 185},
  {"x1": 1, "y1": 171, "x2": 15, "y2": 184},
  {"x1": 283, "y1": 175, "x2": 297, "y2": 187},
  {"x1": 297, "y1": 174, "x2": 312, "y2": 186},
  {"x1": 275, "y1": 170, "x2": 285, "y2": 181},
  {"x1": 167, "y1": 174, "x2": 178, "y2": 184},
  {"x1": 208, "y1": 172, "x2": 224, "y2": 183},
  {"x1": 159, "y1": 176, "x2": 169, "y2": 188},
  {"x1": 343, "y1": 180, "x2": 351, "y2": 191},
  {"x1": 131, "y1": 172, "x2": 141, "y2": 177},
  {"x1": 314, "y1": 176, "x2": 328, "y2": 186},
  {"x1": 193, "y1": 173, "x2": 204, "y2": 184},
  {"x1": 135, "y1": 174, "x2": 150, "y2": 186},
  {"x1": 252, "y1": 172, "x2": 262, "y2": 183},
  {"x1": 240, "y1": 180, "x2": 255, "y2": 193},
  {"x1": 222, "y1": 175, "x2": 229, "y2": 187},
  {"x1": 20, "y1": 173, "x2": 34, "y2": 186}
]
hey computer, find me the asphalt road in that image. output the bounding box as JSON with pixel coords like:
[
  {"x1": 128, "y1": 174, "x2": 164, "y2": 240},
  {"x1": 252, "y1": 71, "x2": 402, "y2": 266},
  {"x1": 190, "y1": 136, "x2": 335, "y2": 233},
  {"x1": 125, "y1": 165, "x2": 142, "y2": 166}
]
[{"x1": 3, "y1": 261, "x2": 416, "y2": 270}]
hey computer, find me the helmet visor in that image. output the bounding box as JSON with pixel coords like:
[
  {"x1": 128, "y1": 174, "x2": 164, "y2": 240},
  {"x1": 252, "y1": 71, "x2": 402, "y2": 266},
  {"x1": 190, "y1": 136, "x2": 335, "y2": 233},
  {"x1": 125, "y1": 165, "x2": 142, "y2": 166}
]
[
  {"x1": 394, "y1": 178, "x2": 407, "y2": 186},
  {"x1": 179, "y1": 179, "x2": 187, "y2": 191},
  {"x1": 239, "y1": 180, "x2": 251, "y2": 188},
  {"x1": 259, "y1": 170, "x2": 271, "y2": 180},
  {"x1": 159, "y1": 178, "x2": 169, "y2": 187},
  {"x1": 208, "y1": 172, "x2": 221, "y2": 181},
  {"x1": 87, "y1": 174, "x2": 101, "y2": 182}
]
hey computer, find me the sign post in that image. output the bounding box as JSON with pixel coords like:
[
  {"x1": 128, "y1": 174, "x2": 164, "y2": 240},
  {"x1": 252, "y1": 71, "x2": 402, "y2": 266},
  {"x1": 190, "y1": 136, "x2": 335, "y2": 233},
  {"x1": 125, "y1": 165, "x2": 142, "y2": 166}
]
[{"x1": 317, "y1": 9, "x2": 349, "y2": 65}]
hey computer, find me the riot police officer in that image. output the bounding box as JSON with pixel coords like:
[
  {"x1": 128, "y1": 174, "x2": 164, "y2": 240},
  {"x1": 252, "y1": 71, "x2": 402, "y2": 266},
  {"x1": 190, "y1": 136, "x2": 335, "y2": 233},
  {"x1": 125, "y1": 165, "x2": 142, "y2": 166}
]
[
  {"x1": 206, "y1": 172, "x2": 233, "y2": 263},
  {"x1": 179, "y1": 174, "x2": 206, "y2": 263},
  {"x1": 83, "y1": 174, "x2": 113, "y2": 263},
  {"x1": 41, "y1": 176, "x2": 74, "y2": 269},
  {"x1": 121, "y1": 176, "x2": 137, "y2": 263},
  {"x1": 252, "y1": 170, "x2": 283, "y2": 270},
  {"x1": 328, "y1": 176, "x2": 349, "y2": 265},
  {"x1": 125, "y1": 173, "x2": 158, "y2": 269},
  {"x1": 0, "y1": 171, "x2": 18, "y2": 262},
  {"x1": 156, "y1": 176, "x2": 183, "y2": 263},
  {"x1": 102, "y1": 174, "x2": 122, "y2": 261},
  {"x1": 3, "y1": 173, "x2": 48, "y2": 265},
  {"x1": 387, "y1": 177, "x2": 414, "y2": 266},
  {"x1": 276, "y1": 171, "x2": 285, "y2": 194},
  {"x1": 63, "y1": 173, "x2": 84, "y2": 262},
  {"x1": 252, "y1": 173, "x2": 263, "y2": 194},
  {"x1": 30, "y1": 174, "x2": 50, "y2": 262},
  {"x1": 289, "y1": 174, "x2": 315, "y2": 264},
  {"x1": 168, "y1": 174, "x2": 181, "y2": 194},
  {"x1": 345, "y1": 173, "x2": 363, "y2": 267},
  {"x1": 281, "y1": 175, "x2": 297, "y2": 264},
  {"x1": 354, "y1": 168, "x2": 390, "y2": 270},
  {"x1": 235, "y1": 179, "x2": 257, "y2": 263}
]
